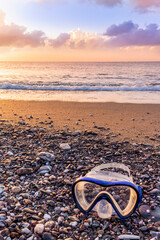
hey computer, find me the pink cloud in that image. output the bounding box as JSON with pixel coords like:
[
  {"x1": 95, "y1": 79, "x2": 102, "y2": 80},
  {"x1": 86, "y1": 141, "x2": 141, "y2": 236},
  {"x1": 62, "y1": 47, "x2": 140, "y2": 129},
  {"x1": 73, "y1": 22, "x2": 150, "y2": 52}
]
[
  {"x1": 1, "y1": 9, "x2": 160, "y2": 50},
  {"x1": 132, "y1": 0, "x2": 160, "y2": 9},
  {"x1": 50, "y1": 33, "x2": 70, "y2": 47},
  {"x1": 0, "y1": 10, "x2": 5, "y2": 26},
  {"x1": 0, "y1": 11, "x2": 46, "y2": 47}
]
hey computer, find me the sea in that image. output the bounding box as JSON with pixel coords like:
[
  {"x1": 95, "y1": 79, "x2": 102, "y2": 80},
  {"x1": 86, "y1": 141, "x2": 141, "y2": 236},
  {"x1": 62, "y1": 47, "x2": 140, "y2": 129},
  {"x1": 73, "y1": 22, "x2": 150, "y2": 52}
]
[{"x1": 0, "y1": 62, "x2": 160, "y2": 103}]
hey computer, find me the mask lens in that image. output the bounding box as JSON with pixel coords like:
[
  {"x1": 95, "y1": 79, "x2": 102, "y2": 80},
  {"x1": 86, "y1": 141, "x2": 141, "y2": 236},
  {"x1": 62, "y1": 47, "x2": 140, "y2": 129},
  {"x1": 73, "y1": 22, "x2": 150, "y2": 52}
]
[
  {"x1": 75, "y1": 182, "x2": 137, "y2": 214},
  {"x1": 75, "y1": 182, "x2": 101, "y2": 210},
  {"x1": 107, "y1": 185, "x2": 137, "y2": 211}
]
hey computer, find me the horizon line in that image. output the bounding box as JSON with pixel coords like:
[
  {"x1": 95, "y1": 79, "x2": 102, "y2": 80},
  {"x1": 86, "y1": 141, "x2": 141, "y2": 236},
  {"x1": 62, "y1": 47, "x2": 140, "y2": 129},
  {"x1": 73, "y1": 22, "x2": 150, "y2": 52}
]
[{"x1": 0, "y1": 61, "x2": 160, "y2": 63}]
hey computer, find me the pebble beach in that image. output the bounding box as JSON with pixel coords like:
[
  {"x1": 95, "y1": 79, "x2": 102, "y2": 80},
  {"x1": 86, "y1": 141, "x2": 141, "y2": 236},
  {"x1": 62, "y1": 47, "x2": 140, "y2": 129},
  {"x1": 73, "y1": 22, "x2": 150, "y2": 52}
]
[{"x1": 0, "y1": 100, "x2": 160, "y2": 240}]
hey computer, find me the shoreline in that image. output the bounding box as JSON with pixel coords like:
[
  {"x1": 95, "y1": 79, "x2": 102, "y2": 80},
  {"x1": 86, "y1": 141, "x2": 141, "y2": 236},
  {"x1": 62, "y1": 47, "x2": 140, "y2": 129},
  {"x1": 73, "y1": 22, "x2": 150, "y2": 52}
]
[{"x1": 0, "y1": 99, "x2": 160, "y2": 145}]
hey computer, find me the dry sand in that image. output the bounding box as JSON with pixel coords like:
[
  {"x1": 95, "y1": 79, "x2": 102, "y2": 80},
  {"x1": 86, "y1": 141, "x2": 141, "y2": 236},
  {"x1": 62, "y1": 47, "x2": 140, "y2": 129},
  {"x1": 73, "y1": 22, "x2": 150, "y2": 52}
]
[{"x1": 0, "y1": 100, "x2": 160, "y2": 145}]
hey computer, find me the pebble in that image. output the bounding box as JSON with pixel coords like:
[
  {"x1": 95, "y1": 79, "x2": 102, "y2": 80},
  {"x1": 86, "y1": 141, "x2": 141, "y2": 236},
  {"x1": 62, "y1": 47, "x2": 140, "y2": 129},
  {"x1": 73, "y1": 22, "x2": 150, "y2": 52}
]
[
  {"x1": 44, "y1": 221, "x2": 55, "y2": 228},
  {"x1": 70, "y1": 221, "x2": 78, "y2": 227},
  {"x1": 38, "y1": 165, "x2": 52, "y2": 174},
  {"x1": 0, "y1": 121, "x2": 159, "y2": 240},
  {"x1": 47, "y1": 200, "x2": 54, "y2": 207},
  {"x1": 150, "y1": 231, "x2": 160, "y2": 238},
  {"x1": 11, "y1": 186, "x2": 22, "y2": 194},
  {"x1": 0, "y1": 185, "x2": 5, "y2": 194},
  {"x1": 59, "y1": 143, "x2": 71, "y2": 150},
  {"x1": 34, "y1": 224, "x2": 44, "y2": 234},
  {"x1": 37, "y1": 152, "x2": 55, "y2": 161},
  {"x1": 141, "y1": 226, "x2": 148, "y2": 231},
  {"x1": 17, "y1": 167, "x2": 33, "y2": 175},
  {"x1": 43, "y1": 213, "x2": 51, "y2": 221},
  {"x1": 27, "y1": 236, "x2": 34, "y2": 240},
  {"x1": 139, "y1": 205, "x2": 151, "y2": 218},
  {"x1": 0, "y1": 214, "x2": 6, "y2": 221},
  {"x1": 139, "y1": 205, "x2": 160, "y2": 221},
  {"x1": 58, "y1": 216, "x2": 64, "y2": 224},
  {"x1": 118, "y1": 235, "x2": 140, "y2": 239},
  {"x1": 7, "y1": 151, "x2": 14, "y2": 156},
  {"x1": 42, "y1": 232, "x2": 54, "y2": 240},
  {"x1": 149, "y1": 189, "x2": 160, "y2": 194},
  {"x1": 22, "y1": 227, "x2": 31, "y2": 234}
]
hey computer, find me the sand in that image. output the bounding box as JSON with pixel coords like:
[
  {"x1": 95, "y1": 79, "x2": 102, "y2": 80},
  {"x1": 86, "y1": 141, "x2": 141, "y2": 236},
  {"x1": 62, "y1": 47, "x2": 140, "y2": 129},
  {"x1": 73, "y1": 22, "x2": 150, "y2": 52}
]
[{"x1": 0, "y1": 100, "x2": 160, "y2": 145}]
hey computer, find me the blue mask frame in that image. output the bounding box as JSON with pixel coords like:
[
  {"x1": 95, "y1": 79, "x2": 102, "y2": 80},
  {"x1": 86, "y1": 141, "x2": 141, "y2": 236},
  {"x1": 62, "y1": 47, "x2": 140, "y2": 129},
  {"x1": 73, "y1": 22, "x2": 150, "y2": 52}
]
[{"x1": 72, "y1": 177, "x2": 142, "y2": 220}]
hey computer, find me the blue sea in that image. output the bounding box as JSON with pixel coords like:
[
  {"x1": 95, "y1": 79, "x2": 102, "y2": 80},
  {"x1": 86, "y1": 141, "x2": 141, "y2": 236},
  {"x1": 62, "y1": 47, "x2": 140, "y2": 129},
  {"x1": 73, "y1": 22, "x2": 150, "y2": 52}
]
[{"x1": 0, "y1": 62, "x2": 160, "y2": 103}]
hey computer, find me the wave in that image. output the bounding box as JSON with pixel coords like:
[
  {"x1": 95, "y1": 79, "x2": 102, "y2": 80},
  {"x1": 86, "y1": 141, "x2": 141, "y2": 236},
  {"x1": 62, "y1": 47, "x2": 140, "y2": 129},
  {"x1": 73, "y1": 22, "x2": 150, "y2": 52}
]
[{"x1": 0, "y1": 83, "x2": 160, "y2": 91}]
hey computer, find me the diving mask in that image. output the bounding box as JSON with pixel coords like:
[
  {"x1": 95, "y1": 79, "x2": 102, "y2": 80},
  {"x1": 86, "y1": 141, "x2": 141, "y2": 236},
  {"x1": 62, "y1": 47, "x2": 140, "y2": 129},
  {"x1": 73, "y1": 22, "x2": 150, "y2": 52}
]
[{"x1": 72, "y1": 163, "x2": 142, "y2": 220}]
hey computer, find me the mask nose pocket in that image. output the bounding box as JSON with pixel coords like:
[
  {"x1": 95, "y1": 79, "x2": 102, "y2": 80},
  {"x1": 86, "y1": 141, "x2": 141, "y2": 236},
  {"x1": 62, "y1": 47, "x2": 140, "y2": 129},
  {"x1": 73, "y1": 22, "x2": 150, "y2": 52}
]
[{"x1": 97, "y1": 199, "x2": 112, "y2": 219}]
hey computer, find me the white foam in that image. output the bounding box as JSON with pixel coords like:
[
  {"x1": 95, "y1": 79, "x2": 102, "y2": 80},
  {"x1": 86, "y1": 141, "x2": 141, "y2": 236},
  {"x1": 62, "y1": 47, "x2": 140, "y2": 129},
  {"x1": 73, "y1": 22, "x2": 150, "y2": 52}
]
[{"x1": 0, "y1": 83, "x2": 160, "y2": 91}]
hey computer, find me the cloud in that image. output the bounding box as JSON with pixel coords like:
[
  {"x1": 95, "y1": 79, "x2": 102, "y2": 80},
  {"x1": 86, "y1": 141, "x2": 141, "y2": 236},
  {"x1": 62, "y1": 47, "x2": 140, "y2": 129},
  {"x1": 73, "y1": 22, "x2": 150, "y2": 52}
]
[
  {"x1": 51, "y1": 29, "x2": 108, "y2": 49},
  {"x1": 132, "y1": 0, "x2": 160, "y2": 9},
  {"x1": 1, "y1": 9, "x2": 160, "y2": 50},
  {"x1": 50, "y1": 33, "x2": 70, "y2": 47},
  {"x1": 29, "y1": 0, "x2": 122, "y2": 6},
  {"x1": 82, "y1": 0, "x2": 122, "y2": 7},
  {"x1": 50, "y1": 23, "x2": 160, "y2": 49},
  {"x1": 0, "y1": 10, "x2": 5, "y2": 26},
  {"x1": 106, "y1": 21, "x2": 138, "y2": 36},
  {"x1": 105, "y1": 21, "x2": 160, "y2": 47},
  {"x1": 0, "y1": 12, "x2": 46, "y2": 47}
]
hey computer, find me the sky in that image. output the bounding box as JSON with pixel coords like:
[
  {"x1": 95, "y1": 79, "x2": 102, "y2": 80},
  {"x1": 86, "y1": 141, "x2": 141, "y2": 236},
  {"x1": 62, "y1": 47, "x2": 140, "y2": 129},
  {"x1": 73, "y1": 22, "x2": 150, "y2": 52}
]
[{"x1": 0, "y1": 0, "x2": 160, "y2": 62}]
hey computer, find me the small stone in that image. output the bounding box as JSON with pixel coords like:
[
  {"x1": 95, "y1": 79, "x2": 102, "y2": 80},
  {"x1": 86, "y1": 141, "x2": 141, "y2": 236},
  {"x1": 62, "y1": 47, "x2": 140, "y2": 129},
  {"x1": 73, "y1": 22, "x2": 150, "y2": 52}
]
[
  {"x1": 118, "y1": 235, "x2": 140, "y2": 239},
  {"x1": 23, "y1": 208, "x2": 35, "y2": 214},
  {"x1": 27, "y1": 236, "x2": 34, "y2": 240},
  {"x1": 45, "y1": 221, "x2": 55, "y2": 228},
  {"x1": 42, "y1": 232, "x2": 54, "y2": 240},
  {"x1": 22, "y1": 228, "x2": 31, "y2": 235},
  {"x1": 150, "y1": 231, "x2": 160, "y2": 238},
  {"x1": 38, "y1": 165, "x2": 52, "y2": 174},
  {"x1": 7, "y1": 151, "x2": 14, "y2": 156},
  {"x1": 141, "y1": 226, "x2": 148, "y2": 232},
  {"x1": 1, "y1": 228, "x2": 10, "y2": 236},
  {"x1": 70, "y1": 221, "x2": 77, "y2": 227},
  {"x1": 11, "y1": 186, "x2": 22, "y2": 194},
  {"x1": 58, "y1": 216, "x2": 64, "y2": 225},
  {"x1": 139, "y1": 205, "x2": 151, "y2": 218},
  {"x1": 149, "y1": 189, "x2": 160, "y2": 194},
  {"x1": 47, "y1": 200, "x2": 55, "y2": 207},
  {"x1": 59, "y1": 143, "x2": 71, "y2": 150},
  {"x1": 44, "y1": 214, "x2": 51, "y2": 221},
  {"x1": 139, "y1": 205, "x2": 160, "y2": 221},
  {"x1": 38, "y1": 152, "x2": 55, "y2": 161},
  {"x1": 17, "y1": 168, "x2": 33, "y2": 176},
  {"x1": 68, "y1": 216, "x2": 79, "y2": 222},
  {"x1": 0, "y1": 214, "x2": 6, "y2": 221},
  {"x1": 0, "y1": 185, "x2": 5, "y2": 194},
  {"x1": 54, "y1": 207, "x2": 61, "y2": 213},
  {"x1": 34, "y1": 224, "x2": 44, "y2": 234}
]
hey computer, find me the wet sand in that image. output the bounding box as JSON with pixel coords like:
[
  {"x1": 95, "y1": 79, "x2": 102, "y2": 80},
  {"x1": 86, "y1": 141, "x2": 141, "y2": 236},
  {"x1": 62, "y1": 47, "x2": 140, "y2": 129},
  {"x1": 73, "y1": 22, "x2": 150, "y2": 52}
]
[{"x1": 0, "y1": 100, "x2": 160, "y2": 145}]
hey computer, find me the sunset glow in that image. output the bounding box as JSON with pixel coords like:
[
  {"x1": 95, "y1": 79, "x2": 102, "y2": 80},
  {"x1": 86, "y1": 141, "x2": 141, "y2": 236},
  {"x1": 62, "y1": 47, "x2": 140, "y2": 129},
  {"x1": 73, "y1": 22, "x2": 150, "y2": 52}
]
[{"x1": 0, "y1": 0, "x2": 160, "y2": 61}]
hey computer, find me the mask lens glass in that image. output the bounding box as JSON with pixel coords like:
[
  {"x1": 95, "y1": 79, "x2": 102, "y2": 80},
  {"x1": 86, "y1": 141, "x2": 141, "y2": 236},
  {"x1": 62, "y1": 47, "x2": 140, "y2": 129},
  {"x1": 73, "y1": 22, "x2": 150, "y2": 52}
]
[{"x1": 75, "y1": 181, "x2": 137, "y2": 213}]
